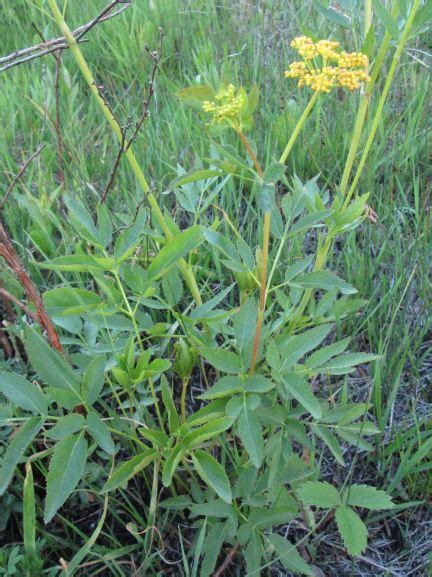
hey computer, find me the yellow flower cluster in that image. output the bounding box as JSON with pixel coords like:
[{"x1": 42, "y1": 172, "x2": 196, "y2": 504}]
[
  {"x1": 285, "y1": 36, "x2": 370, "y2": 93},
  {"x1": 202, "y1": 84, "x2": 246, "y2": 124}
]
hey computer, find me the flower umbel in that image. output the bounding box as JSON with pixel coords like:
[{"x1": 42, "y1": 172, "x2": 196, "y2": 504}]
[
  {"x1": 202, "y1": 84, "x2": 247, "y2": 127},
  {"x1": 285, "y1": 36, "x2": 370, "y2": 93}
]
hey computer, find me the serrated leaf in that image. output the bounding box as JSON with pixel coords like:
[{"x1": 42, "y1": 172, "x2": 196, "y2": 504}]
[
  {"x1": 312, "y1": 0, "x2": 351, "y2": 27},
  {"x1": 161, "y1": 376, "x2": 179, "y2": 433},
  {"x1": 102, "y1": 449, "x2": 157, "y2": 493},
  {"x1": 295, "y1": 271, "x2": 357, "y2": 295},
  {"x1": 44, "y1": 433, "x2": 88, "y2": 523},
  {"x1": 297, "y1": 481, "x2": 341, "y2": 508},
  {"x1": 24, "y1": 327, "x2": 82, "y2": 401},
  {"x1": 162, "y1": 444, "x2": 185, "y2": 487},
  {"x1": 148, "y1": 226, "x2": 202, "y2": 280},
  {"x1": 200, "y1": 347, "x2": 242, "y2": 373},
  {"x1": 278, "y1": 324, "x2": 333, "y2": 370},
  {"x1": 311, "y1": 424, "x2": 345, "y2": 466},
  {"x1": 176, "y1": 85, "x2": 215, "y2": 108},
  {"x1": 321, "y1": 353, "x2": 380, "y2": 371},
  {"x1": 169, "y1": 169, "x2": 221, "y2": 189},
  {"x1": 46, "y1": 414, "x2": 85, "y2": 440},
  {"x1": 43, "y1": 287, "x2": 102, "y2": 316},
  {"x1": 267, "y1": 533, "x2": 314, "y2": 575},
  {"x1": 233, "y1": 298, "x2": 256, "y2": 356},
  {"x1": 81, "y1": 356, "x2": 105, "y2": 406},
  {"x1": 86, "y1": 412, "x2": 115, "y2": 454},
  {"x1": 36, "y1": 255, "x2": 114, "y2": 272},
  {"x1": 182, "y1": 417, "x2": 234, "y2": 448},
  {"x1": 306, "y1": 338, "x2": 351, "y2": 369},
  {"x1": 335, "y1": 505, "x2": 367, "y2": 556},
  {"x1": 0, "y1": 371, "x2": 48, "y2": 415},
  {"x1": 199, "y1": 376, "x2": 244, "y2": 399},
  {"x1": 0, "y1": 417, "x2": 44, "y2": 496},
  {"x1": 114, "y1": 215, "x2": 146, "y2": 261},
  {"x1": 238, "y1": 408, "x2": 263, "y2": 468},
  {"x1": 245, "y1": 532, "x2": 263, "y2": 576},
  {"x1": 346, "y1": 484, "x2": 394, "y2": 510},
  {"x1": 191, "y1": 450, "x2": 232, "y2": 503},
  {"x1": 263, "y1": 162, "x2": 286, "y2": 185},
  {"x1": 283, "y1": 373, "x2": 322, "y2": 419}
]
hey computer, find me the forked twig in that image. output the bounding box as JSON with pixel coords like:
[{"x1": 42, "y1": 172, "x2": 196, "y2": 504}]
[
  {"x1": 1, "y1": 144, "x2": 45, "y2": 210},
  {"x1": 0, "y1": 1, "x2": 130, "y2": 73}
]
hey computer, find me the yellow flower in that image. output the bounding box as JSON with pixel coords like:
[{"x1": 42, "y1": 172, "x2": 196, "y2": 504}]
[
  {"x1": 316, "y1": 39, "x2": 340, "y2": 60},
  {"x1": 202, "y1": 84, "x2": 247, "y2": 126},
  {"x1": 290, "y1": 36, "x2": 317, "y2": 60},
  {"x1": 338, "y1": 51, "x2": 369, "y2": 69},
  {"x1": 286, "y1": 36, "x2": 370, "y2": 93}
]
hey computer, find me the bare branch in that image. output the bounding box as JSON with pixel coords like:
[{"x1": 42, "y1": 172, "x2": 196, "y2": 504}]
[
  {"x1": 0, "y1": 1, "x2": 130, "y2": 73},
  {"x1": 1, "y1": 144, "x2": 45, "y2": 210},
  {"x1": 0, "y1": 222, "x2": 63, "y2": 352}
]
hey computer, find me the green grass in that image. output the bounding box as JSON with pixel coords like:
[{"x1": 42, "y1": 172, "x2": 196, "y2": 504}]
[{"x1": 1, "y1": 1, "x2": 431, "y2": 575}]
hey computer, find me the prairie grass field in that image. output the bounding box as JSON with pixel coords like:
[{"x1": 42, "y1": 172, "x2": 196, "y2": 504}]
[{"x1": 0, "y1": 1, "x2": 431, "y2": 575}]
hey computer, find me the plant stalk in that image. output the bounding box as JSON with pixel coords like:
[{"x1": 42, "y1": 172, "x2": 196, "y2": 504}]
[
  {"x1": 47, "y1": 0, "x2": 202, "y2": 305},
  {"x1": 180, "y1": 377, "x2": 190, "y2": 423}
]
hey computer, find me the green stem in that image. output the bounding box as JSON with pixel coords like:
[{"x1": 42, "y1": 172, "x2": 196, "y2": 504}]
[
  {"x1": 279, "y1": 91, "x2": 319, "y2": 164},
  {"x1": 148, "y1": 459, "x2": 160, "y2": 526},
  {"x1": 47, "y1": 0, "x2": 202, "y2": 306},
  {"x1": 148, "y1": 378, "x2": 165, "y2": 432},
  {"x1": 344, "y1": 0, "x2": 420, "y2": 208},
  {"x1": 180, "y1": 377, "x2": 190, "y2": 423},
  {"x1": 114, "y1": 270, "x2": 144, "y2": 352},
  {"x1": 288, "y1": 1, "x2": 417, "y2": 327}
]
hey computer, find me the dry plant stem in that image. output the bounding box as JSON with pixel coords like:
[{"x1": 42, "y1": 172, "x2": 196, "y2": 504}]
[
  {"x1": 213, "y1": 541, "x2": 240, "y2": 577},
  {"x1": 0, "y1": 288, "x2": 38, "y2": 323},
  {"x1": 0, "y1": 2, "x2": 129, "y2": 73},
  {"x1": 0, "y1": 222, "x2": 62, "y2": 352},
  {"x1": 48, "y1": 0, "x2": 202, "y2": 306},
  {"x1": 1, "y1": 144, "x2": 45, "y2": 210}
]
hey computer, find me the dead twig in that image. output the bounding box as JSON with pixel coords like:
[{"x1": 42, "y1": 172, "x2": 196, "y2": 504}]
[
  {"x1": 0, "y1": 1, "x2": 130, "y2": 73},
  {"x1": 97, "y1": 28, "x2": 164, "y2": 205},
  {"x1": 0, "y1": 222, "x2": 62, "y2": 352},
  {"x1": 0, "y1": 287, "x2": 39, "y2": 323},
  {"x1": 213, "y1": 542, "x2": 240, "y2": 577},
  {"x1": 1, "y1": 144, "x2": 45, "y2": 210}
]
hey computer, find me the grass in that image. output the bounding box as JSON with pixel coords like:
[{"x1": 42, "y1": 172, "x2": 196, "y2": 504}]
[{"x1": 1, "y1": 1, "x2": 431, "y2": 575}]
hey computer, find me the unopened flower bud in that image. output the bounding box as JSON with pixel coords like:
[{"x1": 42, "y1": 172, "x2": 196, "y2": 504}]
[{"x1": 173, "y1": 338, "x2": 197, "y2": 379}]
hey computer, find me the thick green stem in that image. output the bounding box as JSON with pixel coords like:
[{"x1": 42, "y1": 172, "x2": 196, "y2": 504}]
[
  {"x1": 48, "y1": 0, "x2": 202, "y2": 305},
  {"x1": 279, "y1": 91, "x2": 319, "y2": 164},
  {"x1": 148, "y1": 459, "x2": 160, "y2": 526},
  {"x1": 288, "y1": 1, "x2": 419, "y2": 327},
  {"x1": 344, "y1": 0, "x2": 420, "y2": 207}
]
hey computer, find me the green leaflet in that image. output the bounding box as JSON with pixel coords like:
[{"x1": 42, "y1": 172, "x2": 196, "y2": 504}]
[
  {"x1": 24, "y1": 327, "x2": 82, "y2": 401},
  {"x1": 148, "y1": 225, "x2": 203, "y2": 280},
  {"x1": 102, "y1": 448, "x2": 157, "y2": 493},
  {"x1": 191, "y1": 450, "x2": 232, "y2": 503},
  {"x1": 0, "y1": 370, "x2": 48, "y2": 415},
  {"x1": 0, "y1": 417, "x2": 44, "y2": 496},
  {"x1": 335, "y1": 505, "x2": 368, "y2": 556},
  {"x1": 44, "y1": 432, "x2": 88, "y2": 523}
]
